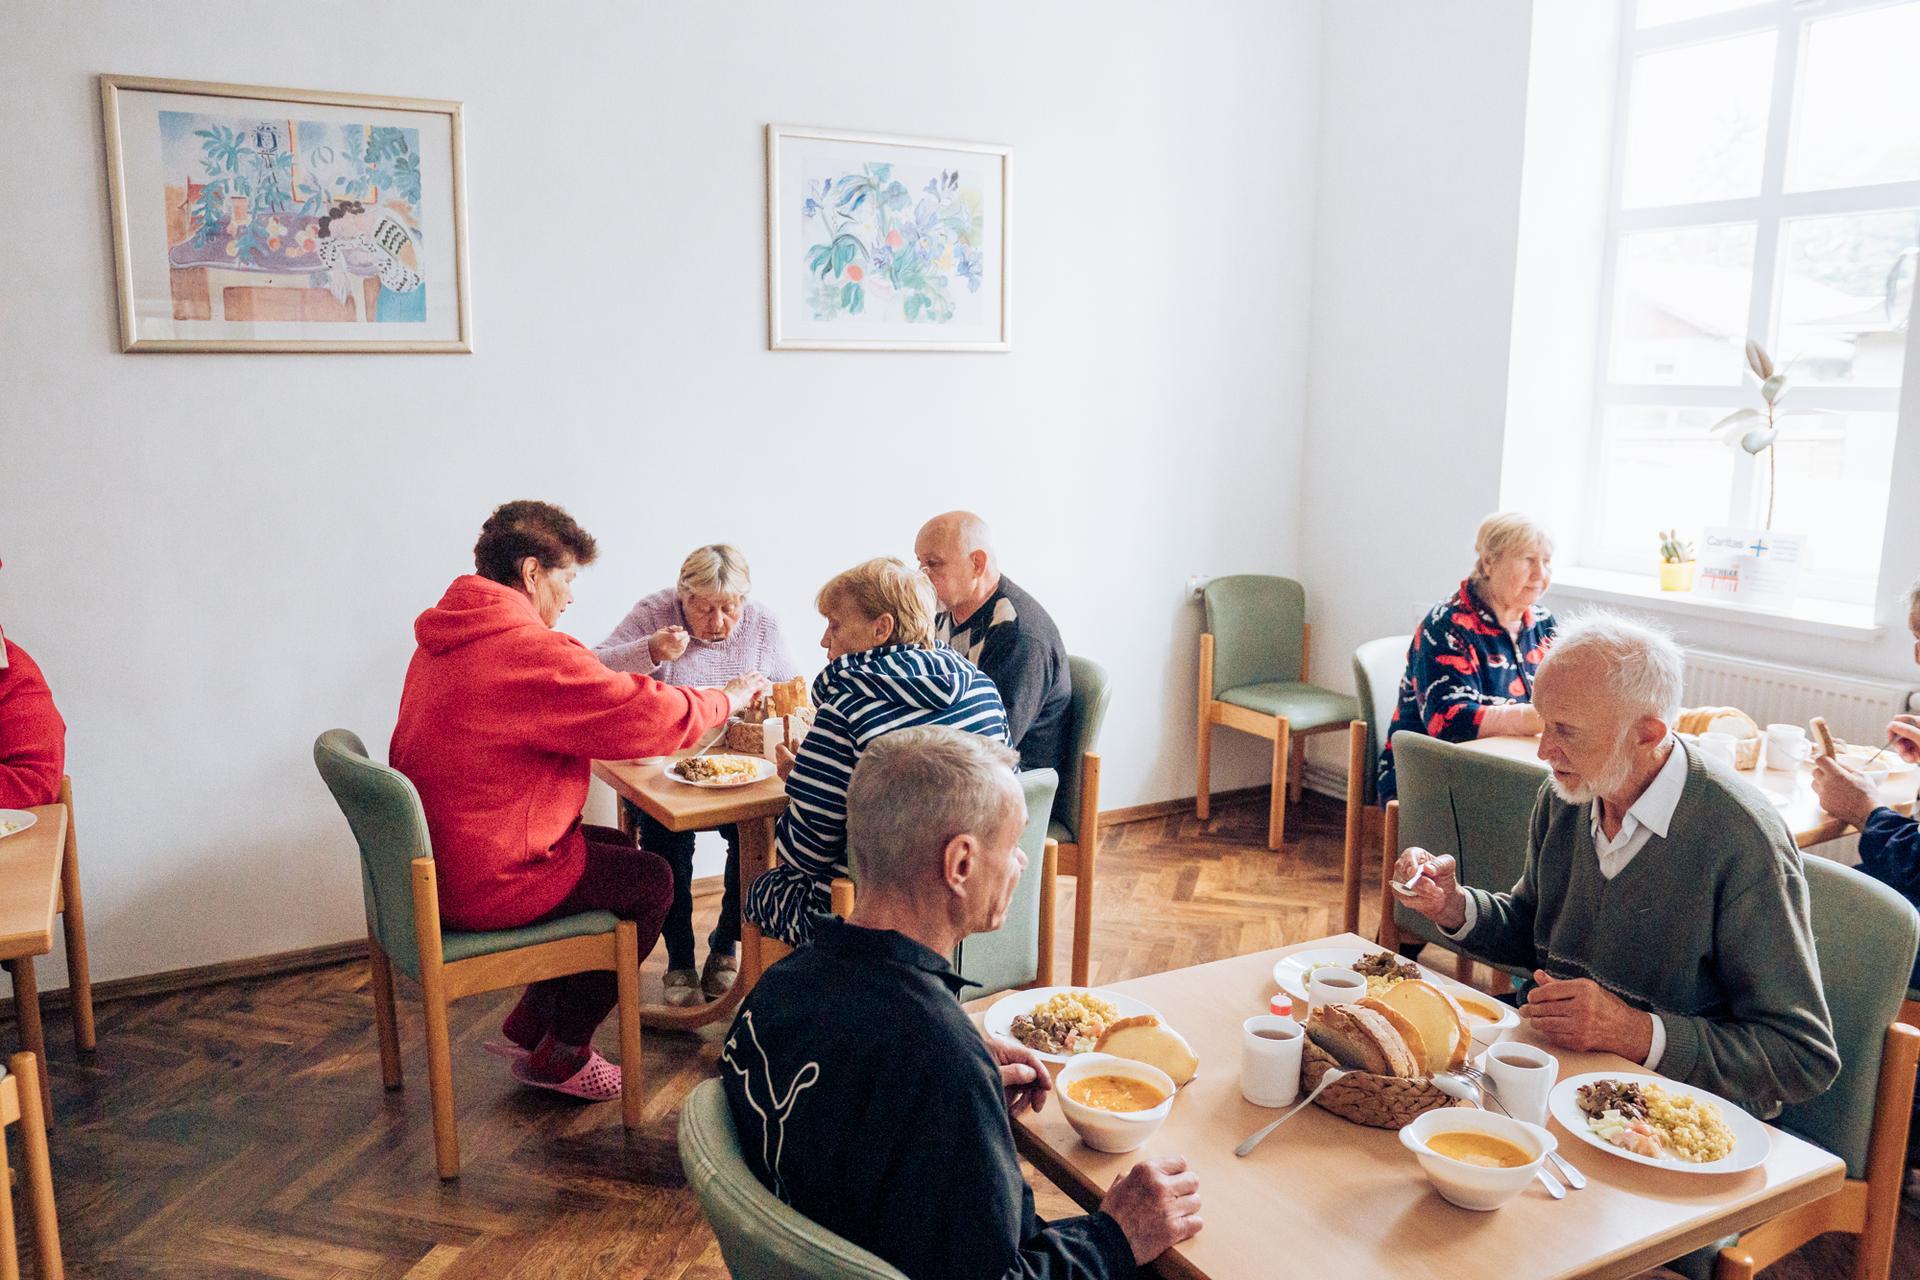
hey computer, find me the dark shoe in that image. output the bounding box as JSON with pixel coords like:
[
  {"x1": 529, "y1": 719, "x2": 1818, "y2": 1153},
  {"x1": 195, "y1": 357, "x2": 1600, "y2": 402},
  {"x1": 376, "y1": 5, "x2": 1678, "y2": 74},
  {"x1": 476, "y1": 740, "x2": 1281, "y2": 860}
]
[{"x1": 700, "y1": 950, "x2": 739, "y2": 1000}]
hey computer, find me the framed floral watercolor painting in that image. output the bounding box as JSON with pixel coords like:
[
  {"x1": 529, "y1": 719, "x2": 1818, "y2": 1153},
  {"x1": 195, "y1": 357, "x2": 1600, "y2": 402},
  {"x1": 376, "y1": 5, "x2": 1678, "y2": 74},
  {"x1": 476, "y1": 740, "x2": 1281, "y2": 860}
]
[
  {"x1": 100, "y1": 74, "x2": 471, "y2": 352},
  {"x1": 767, "y1": 124, "x2": 1011, "y2": 351}
]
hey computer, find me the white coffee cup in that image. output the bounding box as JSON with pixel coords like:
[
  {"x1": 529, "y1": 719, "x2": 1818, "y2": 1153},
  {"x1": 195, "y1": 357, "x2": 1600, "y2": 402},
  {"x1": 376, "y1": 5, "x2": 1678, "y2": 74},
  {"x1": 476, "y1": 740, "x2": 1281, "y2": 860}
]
[
  {"x1": 1697, "y1": 732, "x2": 1738, "y2": 766},
  {"x1": 1765, "y1": 724, "x2": 1810, "y2": 770},
  {"x1": 1484, "y1": 1041, "x2": 1557, "y2": 1127},
  {"x1": 1241, "y1": 1015, "x2": 1304, "y2": 1108},
  {"x1": 1307, "y1": 966, "x2": 1368, "y2": 1014}
]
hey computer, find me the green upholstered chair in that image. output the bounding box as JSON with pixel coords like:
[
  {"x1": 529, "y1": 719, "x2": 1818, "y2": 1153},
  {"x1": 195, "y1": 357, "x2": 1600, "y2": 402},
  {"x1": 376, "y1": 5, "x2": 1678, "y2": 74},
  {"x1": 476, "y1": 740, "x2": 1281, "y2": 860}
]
[
  {"x1": 831, "y1": 770, "x2": 1061, "y2": 999},
  {"x1": 679, "y1": 1077, "x2": 908, "y2": 1279},
  {"x1": 1197, "y1": 575, "x2": 1360, "y2": 851},
  {"x1": 1049, "y1": 656, "x2": 1112, "y2": 986},
  {"x1": 1378, "y1": 732, "x2": 1542, "y2": 988},
  {"x1": 313, "y1": 729, "x2": 646, "y2": 1180},
  {"x1": 1338, "y1": 635, "x2": 1412, "y2": 934},
  {"x1": 1705, "y1": 858, "x2": 1920, "y2": 1280}
]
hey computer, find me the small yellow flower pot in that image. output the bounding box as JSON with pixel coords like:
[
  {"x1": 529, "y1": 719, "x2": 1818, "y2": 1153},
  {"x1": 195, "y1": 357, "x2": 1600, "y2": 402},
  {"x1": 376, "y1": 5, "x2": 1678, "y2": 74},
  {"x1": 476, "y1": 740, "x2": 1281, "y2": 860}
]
[{"x1": 1659, "y1": 561, "x2": 1697, "y2": 592}]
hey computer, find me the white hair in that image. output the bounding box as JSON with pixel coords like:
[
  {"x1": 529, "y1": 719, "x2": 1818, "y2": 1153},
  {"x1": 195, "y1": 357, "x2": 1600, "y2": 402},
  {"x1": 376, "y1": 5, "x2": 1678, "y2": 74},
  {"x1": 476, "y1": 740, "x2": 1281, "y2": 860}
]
[
  {"x1": 676, "y1": 544, "x2": 751, "y2": 599},
  {"x1": 1541, "y1": 611, "x2": 1684, "y2": 725},
  {"x1": 845, "y1": 726, "x2": 1024, "y2": 889}
]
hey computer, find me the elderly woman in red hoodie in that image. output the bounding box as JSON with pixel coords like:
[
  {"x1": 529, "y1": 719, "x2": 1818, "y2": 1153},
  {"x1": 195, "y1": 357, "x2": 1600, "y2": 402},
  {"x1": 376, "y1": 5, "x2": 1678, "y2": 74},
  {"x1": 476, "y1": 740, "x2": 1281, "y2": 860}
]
[{"x1": 391, "y1": 501, "x2": 769, "y2": 1100}]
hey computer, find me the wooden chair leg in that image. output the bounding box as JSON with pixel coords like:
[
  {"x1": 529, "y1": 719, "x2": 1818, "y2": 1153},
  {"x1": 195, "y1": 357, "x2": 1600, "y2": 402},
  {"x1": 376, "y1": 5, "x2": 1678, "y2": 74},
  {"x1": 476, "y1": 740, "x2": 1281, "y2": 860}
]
[
  {"x1": 368, "y1": 936, "x2": 403, "y2": 1090},
  {"x1": 3, "y1": 962, "x2": 49, "y2": 1129},
  {"x1": 1377, "y1": 801, "x2": 1401, "y2": 949},
  {"x1": 737, "y1": 818, "x2": 776, "y2": 994},
  {"x1": 411, "y1": 859, "x2": 460, "y2": 1180},
  {"x1": 1035, "y1": 840, "x2": 1057, "y2": 989},
  {"x1": 0, "y1": 1079, "x2": 16, "y2": 1280},
  {"x1": 10, "y1": 1054, "x2": 60, "y2": 1280},
  {"x1": 615, "y1": 921, "x2": 643, "y2": 1133},
  {"x1": 1073, "y1": 754, "x2": 1101, "y2": 988},
  {"x1": 1289, "y1": 737, "x2": 1306, "y2": 804},
  {"x1": 1268, "y1": 718, "x2": 1291, "y2": 851},
  {"x1": 1341, "y1": 722, "x2": 1365, "y2": 936},
  {"x1": 1196, "y1": 634, "x2": 1214, "y2": 821},
  {"x1": 56, "y1": 782, "x2": 93, "y2": 1054}
]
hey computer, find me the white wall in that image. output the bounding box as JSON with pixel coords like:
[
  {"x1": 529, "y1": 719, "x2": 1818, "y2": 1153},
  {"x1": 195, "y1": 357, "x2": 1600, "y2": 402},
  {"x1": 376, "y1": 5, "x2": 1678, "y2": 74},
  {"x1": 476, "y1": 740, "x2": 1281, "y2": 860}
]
[
  {"x1": 1298, "y1": 1, "x2": 1536, "y2": 727},
  {"x1": 0, "y1": 0, "x2": 1324, "y2": 985},
  {"x1": 1300, "y1": 0, "x2": 1920, "y2": 747}
]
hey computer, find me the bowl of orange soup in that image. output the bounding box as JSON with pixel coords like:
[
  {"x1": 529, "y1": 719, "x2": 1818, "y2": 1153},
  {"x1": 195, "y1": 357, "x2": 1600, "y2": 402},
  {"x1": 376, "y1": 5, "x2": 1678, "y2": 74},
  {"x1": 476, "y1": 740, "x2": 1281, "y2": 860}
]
[
  {"x1": 1057, "y1": 1053, "x2": 1175, "y2": 1153},
  {"x1": 1399, "y1": 1109, "x2": 1556, "y2": 1210}
]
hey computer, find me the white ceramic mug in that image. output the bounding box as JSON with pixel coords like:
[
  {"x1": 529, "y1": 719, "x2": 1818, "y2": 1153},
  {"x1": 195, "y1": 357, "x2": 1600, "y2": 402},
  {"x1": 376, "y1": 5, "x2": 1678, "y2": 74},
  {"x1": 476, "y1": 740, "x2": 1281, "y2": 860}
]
[
  {"x1": 1697, "y1": 732, "x2": 1738, "y2": 766},
  {"x1": 1765, "y1": 724, "x2": 1810, "y2": 770},
  {"x1": 1484, "y1": 1041, "x2": 1557, "y2": 1127},
  {"x1": 1307, "y1": 965, "x2": 1367, "y2": 1015},
  {"x1": 1241, "y1": 1015, "x2": 1304, "y2": 1108}
]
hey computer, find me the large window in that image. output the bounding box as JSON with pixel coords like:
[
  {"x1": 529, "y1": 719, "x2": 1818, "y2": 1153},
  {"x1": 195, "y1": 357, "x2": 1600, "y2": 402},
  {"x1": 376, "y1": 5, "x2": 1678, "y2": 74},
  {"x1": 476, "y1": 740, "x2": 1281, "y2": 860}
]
[{"x1": 1587, "y1": 0, "x2": 1920, "y2": 604}]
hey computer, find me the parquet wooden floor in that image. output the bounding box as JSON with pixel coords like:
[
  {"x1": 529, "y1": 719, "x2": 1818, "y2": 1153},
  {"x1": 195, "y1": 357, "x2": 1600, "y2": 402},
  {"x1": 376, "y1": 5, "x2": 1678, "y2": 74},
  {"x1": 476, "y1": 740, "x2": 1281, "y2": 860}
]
[{"x1": 15, "y1": 793, "x2": 1916, "y2": 1278}]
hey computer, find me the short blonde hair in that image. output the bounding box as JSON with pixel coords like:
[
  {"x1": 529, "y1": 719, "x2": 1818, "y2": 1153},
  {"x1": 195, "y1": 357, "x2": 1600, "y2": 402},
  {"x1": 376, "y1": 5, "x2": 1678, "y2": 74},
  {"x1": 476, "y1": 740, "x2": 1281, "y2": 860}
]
[
  {"x1": 1471, "y1": 512, "x2": 1554, "y2": 588},
  {"x1": 816, "y1": 557, "x2": 936, "y2": 647},
  {"x1": 677, "y1": 544, "x2": 751, "y2": 600}
]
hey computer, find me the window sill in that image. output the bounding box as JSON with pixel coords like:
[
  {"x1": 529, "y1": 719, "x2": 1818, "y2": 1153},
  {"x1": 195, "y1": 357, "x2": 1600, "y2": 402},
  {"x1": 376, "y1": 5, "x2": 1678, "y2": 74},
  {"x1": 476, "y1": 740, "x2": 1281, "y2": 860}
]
[{"x1": 1546, "y1": 566, "x2": 1884, "y2": 642}]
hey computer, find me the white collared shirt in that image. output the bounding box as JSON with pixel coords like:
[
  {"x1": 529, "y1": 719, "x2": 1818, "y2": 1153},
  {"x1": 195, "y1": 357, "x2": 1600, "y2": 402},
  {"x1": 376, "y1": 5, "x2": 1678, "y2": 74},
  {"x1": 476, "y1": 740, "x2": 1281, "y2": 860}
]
[{"x1": 1444, "y1": 737, "x2": 1688, "y2": 1069}]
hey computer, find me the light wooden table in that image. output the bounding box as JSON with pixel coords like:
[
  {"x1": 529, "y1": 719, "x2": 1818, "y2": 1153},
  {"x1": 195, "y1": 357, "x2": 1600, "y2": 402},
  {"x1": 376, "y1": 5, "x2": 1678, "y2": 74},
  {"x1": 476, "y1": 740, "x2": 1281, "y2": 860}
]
[
  {"x1": 0, "y1": 807, "x2": 67, "y2": 1124},
  {"x1": 590, "y1": 755, "x2": 787, "y2": 1030},
  {"x1": 993, "y1": 934, "x2": 1845, "y2": 1280},
  {"x1": 1456, "y1": 734, "x2": 1920, "y2": 851}
]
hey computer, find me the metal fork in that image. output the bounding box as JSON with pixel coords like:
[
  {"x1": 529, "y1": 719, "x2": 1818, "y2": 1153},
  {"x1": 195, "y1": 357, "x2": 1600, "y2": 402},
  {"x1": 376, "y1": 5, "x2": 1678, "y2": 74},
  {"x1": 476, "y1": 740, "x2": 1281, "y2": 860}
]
[{"x1": 1456, "y1": 1064, "x2": 1587, "y2": 1190}]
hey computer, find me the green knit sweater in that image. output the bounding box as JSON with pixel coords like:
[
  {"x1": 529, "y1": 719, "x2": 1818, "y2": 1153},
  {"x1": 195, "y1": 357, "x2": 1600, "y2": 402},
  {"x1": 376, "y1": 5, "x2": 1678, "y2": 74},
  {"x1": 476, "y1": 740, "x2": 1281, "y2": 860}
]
[{"x1": 1462, "y1": 743, "x2": 1839, "y2": 1113}]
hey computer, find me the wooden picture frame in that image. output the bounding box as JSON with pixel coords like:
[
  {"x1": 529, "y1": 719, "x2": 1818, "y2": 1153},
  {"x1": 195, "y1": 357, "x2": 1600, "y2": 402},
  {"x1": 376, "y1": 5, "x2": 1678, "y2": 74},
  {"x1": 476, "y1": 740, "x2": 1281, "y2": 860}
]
[
  {"x1": 767, "y1": 123, "x2": 1011, "y2": 352},
  {"x1": 100, "y1": 74, "x2": 471, "y2": 353}
]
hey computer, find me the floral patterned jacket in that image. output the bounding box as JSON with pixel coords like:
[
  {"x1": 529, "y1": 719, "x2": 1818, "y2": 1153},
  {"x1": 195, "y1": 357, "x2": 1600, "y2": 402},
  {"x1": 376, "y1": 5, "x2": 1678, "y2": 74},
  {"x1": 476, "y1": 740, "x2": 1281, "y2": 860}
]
[{"x1": 1375, "y1": 580, "x2": 1556, "y2": 802}]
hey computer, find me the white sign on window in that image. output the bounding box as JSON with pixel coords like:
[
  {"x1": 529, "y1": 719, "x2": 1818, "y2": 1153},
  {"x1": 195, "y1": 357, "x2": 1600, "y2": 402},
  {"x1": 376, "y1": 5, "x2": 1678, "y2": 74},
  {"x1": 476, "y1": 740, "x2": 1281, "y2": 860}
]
[{"x1": 1692, "y1": 527, "x2": 1806, "y2": 609}]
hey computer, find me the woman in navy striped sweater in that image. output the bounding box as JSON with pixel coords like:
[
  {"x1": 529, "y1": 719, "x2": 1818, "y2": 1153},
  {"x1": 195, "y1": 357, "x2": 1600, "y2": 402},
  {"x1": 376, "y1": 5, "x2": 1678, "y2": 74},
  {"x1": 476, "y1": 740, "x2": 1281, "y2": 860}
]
[{"x1": 745, "y1": 557, "x2": 1009, "y2": 948}]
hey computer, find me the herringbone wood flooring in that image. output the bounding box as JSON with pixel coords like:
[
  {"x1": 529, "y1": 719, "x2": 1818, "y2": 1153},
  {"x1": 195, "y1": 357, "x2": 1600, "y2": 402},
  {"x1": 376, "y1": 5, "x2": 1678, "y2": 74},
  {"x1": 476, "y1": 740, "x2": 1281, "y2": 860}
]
[{"x1": 17, "y1": 793, "x2": 1916, "y2": 1278}]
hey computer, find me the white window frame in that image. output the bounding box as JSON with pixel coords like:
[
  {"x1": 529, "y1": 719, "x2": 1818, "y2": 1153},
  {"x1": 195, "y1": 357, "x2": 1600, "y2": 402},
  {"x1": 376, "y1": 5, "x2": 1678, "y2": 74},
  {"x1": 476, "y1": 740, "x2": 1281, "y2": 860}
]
[{"x1": 1584, "y1": 0, "x2": 1920, "y2": 604}]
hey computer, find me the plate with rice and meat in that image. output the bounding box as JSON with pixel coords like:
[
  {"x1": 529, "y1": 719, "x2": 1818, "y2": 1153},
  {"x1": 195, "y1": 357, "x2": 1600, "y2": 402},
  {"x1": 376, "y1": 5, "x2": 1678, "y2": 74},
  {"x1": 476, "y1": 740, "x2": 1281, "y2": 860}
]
[
  {"x1": 981, "y1": 987, "x2": 1163, "y2": 1065},
  {"x1": 1550, "y1": 1072, "x2": 1769, "y2": 1174}
]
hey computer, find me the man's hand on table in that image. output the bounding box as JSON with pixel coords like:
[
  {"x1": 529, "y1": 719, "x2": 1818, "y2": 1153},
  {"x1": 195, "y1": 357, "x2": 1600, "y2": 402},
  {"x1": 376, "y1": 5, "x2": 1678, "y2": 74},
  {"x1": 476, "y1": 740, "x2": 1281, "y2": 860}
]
[
  {"x1": 1811, "y1": 754, "x2": 1879, "y2": 826},
  {"x1": 1101, "y1": 1156, "x2": 1203, "y2": 1265},
  {"x1": 1520, "y1": 970, "x2": 1655, "y2": 1062},
  {"x1": 985, "y1": 1033, "x2": 1053, "y2": 1117},
  {"x1": 1390, "y1": 846, "x2": 1468, "y2": 933}
]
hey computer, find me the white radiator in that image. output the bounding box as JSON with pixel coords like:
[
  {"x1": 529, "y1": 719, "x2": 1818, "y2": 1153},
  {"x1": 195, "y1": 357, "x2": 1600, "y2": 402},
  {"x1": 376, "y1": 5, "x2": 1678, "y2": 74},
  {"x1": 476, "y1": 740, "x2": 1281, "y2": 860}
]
[{"x1": 1682, "y1": 651, "x2": 1917, "y2": 746}]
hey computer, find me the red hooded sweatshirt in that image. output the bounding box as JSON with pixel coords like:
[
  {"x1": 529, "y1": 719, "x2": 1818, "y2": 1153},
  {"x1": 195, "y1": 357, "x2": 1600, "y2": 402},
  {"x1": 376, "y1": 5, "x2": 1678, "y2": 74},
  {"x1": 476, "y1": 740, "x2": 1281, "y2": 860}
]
[
  {"x1": 389, "y1": 575, "x2": 730, "y2": 930},
  {"x1": 0, "y1": 634, "x2": 65, "y2": 810}
]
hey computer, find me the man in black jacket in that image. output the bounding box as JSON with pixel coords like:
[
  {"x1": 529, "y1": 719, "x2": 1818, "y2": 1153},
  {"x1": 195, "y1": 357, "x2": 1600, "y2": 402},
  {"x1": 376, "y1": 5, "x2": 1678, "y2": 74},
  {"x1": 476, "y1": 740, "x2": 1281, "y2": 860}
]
[
  {"x1": 721, "y1": 727, "x2": 1201, "y2": 1278},
  {"x1": 917, "y1": 511, "x2": 1071, "y2": 774}
]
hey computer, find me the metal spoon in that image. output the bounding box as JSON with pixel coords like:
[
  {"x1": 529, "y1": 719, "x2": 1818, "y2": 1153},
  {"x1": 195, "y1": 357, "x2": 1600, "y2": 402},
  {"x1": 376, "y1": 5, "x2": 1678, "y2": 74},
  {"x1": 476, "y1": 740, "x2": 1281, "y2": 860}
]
[
  {"x1": 1431, "y1": 1071, "x2": 1566, "y2": 1200},
  {"x1": 1235, "y1": 1068, "x2": 1347, "y2": 1156}
]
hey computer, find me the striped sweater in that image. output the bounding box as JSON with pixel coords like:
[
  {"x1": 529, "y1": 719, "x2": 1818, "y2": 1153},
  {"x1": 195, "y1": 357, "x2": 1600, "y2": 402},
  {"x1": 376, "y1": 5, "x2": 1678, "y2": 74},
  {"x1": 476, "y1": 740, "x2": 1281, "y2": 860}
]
[{"x1": 745, "y1": 642, "x2": 1010, "y2": 946}]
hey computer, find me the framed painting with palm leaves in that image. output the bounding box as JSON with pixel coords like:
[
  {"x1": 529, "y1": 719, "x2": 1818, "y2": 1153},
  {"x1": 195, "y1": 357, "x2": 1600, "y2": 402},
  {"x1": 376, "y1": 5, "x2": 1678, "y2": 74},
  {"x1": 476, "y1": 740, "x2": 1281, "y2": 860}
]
[
  {"x1": 100, "y1": 75, "x2": 471, "y2": 352},
  {"x1": 767, "y1": 124, "x2": 1011, "y2": 351}
]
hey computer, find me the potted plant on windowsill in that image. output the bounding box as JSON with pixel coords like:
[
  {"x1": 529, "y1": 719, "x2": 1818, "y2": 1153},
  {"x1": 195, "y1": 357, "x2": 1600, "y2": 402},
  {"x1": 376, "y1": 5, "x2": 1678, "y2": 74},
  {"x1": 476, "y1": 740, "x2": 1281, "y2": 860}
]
[{"x1": 1658, "y1": 529, "x2": 1696, "y2": 591}]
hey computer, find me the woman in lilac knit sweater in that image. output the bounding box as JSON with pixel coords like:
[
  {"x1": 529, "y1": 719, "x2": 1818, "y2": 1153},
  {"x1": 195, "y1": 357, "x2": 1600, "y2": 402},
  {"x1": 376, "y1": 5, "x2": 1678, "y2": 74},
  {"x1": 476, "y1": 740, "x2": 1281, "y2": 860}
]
[{"x1": 597, "y1": 545, "x2": 800, "y2": 1006}]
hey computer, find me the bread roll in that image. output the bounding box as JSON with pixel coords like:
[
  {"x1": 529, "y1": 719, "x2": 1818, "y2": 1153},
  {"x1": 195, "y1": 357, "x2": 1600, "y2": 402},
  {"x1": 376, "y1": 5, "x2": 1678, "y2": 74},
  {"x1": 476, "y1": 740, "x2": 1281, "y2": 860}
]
[
  {"x1": 1677, "y1": 706, "x2": 1758, "y2": 739},
  {"x1": 1368, "y1": 979, "x2": 1469, "y2": 1073},
  {"x1": 1305, "y1": 1004, "x2": 1421, "y2": 1078},
  {"x1": 1096, "y1": 1015, "x2": 1199, "y2": 1086}
]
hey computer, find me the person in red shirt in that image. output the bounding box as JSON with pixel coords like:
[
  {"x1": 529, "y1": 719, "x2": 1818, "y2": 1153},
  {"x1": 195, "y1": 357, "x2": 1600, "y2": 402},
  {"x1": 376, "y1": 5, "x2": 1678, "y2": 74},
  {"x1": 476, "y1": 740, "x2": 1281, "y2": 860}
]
[
  {"x1": 0, "y1": 625, "x2": 66, "y2": 810},
  {"x1": 391, "y1": 502, "x2": 769, "y2": 1099}
]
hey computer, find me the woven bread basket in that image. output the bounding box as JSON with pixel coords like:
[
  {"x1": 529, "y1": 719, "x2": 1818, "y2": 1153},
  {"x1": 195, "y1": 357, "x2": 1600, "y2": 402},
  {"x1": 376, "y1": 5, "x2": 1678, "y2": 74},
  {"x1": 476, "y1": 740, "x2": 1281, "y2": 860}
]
[{"x1": 1300, "y1": 1040, "x2": 1461, "y2": 1130}]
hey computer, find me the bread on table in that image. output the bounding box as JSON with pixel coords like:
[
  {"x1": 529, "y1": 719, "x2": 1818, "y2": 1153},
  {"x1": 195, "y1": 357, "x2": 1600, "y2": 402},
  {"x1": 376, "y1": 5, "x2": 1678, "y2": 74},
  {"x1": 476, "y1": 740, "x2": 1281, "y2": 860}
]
[
  {"x1": 1675, "y1": 706, "x2": 1758, "y2": 738},
  {"x1": 1095, "y1": 1015, "x2": 1200, "y2": 1086},
  {"x1": 1363, "y1": 979, "x2": 1469, "y2": 1074},
  {"x1": 1305, "y1": 1004, "x2": 1422, "y2": 1079}
]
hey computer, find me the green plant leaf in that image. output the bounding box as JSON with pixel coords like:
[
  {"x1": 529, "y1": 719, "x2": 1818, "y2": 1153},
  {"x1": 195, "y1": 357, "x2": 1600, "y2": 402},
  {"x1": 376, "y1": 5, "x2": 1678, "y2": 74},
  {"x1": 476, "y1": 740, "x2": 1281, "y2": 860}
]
[
  {"x1": 1739, "y1": 427, "x2": 1778, "y2": 454},
  {"x1": 1760, "y1": 373, "x2": 1788, "y2": 404},
  {"x1": 1709, "y1": 408, "x2": 1761, "y2": 438}
]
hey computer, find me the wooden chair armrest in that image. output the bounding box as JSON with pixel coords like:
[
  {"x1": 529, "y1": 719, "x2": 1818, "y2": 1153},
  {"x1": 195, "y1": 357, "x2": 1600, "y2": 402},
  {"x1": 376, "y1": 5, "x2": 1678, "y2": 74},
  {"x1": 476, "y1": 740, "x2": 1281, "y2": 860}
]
[{"x1": 830, "y1": 876, "x2": 856, "y2": 920}]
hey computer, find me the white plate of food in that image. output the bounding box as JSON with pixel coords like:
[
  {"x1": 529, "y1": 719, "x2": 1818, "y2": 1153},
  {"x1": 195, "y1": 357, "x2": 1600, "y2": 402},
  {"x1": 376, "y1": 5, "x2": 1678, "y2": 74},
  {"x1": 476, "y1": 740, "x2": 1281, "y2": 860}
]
[
  {"x1": 0, "y1": 811, "x2": 35, "y2": 841},
  {"x1": 1836, "y1": 742, "x2": 1918, "y2": 775},
  {"x1": 1272, "y1": 946, "x2": 1519, "y2": 1038},
  {"x1": 665, "y1": 754, "x2": 777, "y2": 788},
  {"x1": 982, "y1": 986, "x2": 1163, "y2": 1065},
  {"x1": 1550, "y1": 1072, "x2": 1770, "y2": 1174}
]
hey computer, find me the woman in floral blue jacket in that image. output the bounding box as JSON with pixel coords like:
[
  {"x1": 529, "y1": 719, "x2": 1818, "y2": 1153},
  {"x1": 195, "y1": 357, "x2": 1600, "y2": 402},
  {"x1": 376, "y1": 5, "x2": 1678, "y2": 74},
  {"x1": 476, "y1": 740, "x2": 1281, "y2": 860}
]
[{"x1": 1377, "y1": 513, "x2": 1558, "y2": 802}]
